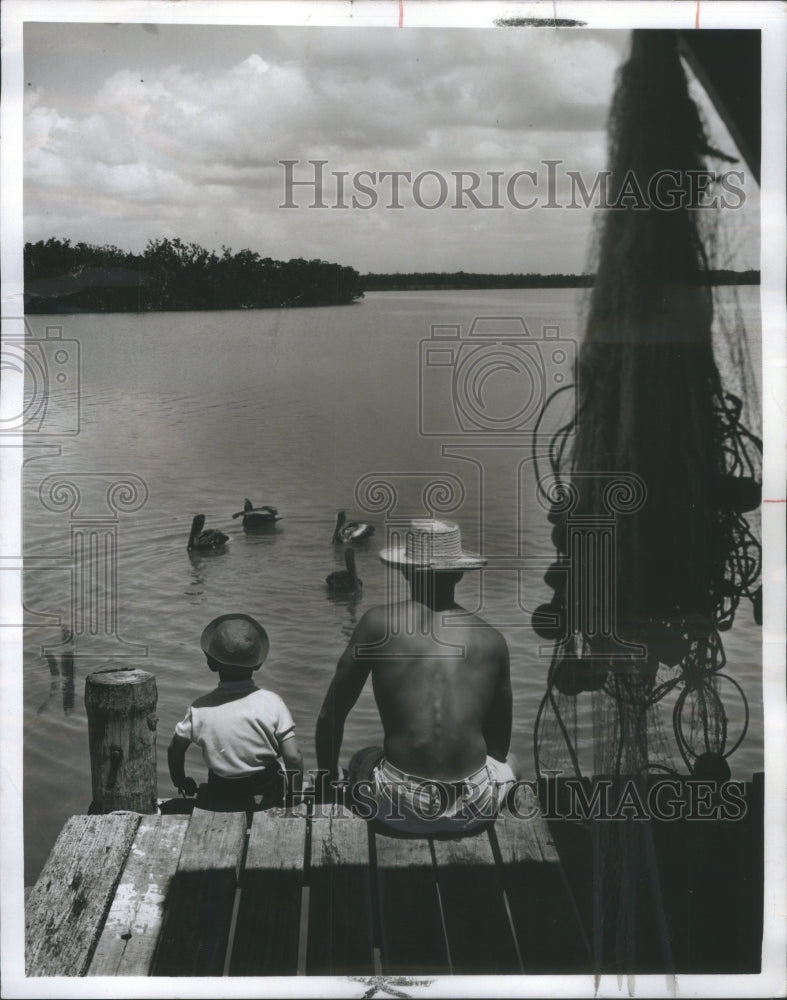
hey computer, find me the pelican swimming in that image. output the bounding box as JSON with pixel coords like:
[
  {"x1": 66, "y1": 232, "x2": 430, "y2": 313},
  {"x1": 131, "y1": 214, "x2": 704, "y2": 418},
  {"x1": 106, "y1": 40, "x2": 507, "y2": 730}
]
[
  {"x1": 232, "y1": 499, "x2": 280, "y2": 531},
  {"x1": 187, "y1": 514, "x2": 229, "y2": 552},
  {"x1": 326, "y1": 548, "x2": 362, "y2": 593},
  {"x1": 332, "y1": 510, "x2": 375, "y2": 544}
]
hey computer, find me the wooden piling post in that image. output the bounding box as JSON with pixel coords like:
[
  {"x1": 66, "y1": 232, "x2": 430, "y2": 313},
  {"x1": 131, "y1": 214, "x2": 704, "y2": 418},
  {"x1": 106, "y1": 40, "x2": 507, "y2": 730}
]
[{"x1": 85, "y1": 667, "x2": 157, "y2": 814}]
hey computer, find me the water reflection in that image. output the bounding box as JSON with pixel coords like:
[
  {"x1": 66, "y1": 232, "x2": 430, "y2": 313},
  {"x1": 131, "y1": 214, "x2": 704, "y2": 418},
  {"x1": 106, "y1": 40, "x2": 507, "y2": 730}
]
[
  {"x1": 242, "y1": 522, "x2": 280, "y2": 535},
  {"x1": 37, "y1": 629, "x2": 75, "y2": 716},
  {"x1": 185, "y1": 551, "x2": 210, "y2": 600},
  {"x1": 240, "y1": 526, "x2": 282, "y2": 546}
]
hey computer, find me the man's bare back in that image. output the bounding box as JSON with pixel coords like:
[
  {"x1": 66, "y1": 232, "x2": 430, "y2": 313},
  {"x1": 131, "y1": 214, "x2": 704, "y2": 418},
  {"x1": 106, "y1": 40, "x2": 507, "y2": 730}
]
[
  {"x1": 359, "y1": 601, "x2": 511, "y2": 780},
  {"x1": 315, "y1": 571, "x2": 513, "y2": 786}
]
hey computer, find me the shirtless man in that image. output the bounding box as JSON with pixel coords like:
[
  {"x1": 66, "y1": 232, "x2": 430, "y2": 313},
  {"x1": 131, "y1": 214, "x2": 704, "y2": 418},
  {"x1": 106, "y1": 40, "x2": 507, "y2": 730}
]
[{"x1": 315, "y1": 519, "x2": 519, "y2": 833}]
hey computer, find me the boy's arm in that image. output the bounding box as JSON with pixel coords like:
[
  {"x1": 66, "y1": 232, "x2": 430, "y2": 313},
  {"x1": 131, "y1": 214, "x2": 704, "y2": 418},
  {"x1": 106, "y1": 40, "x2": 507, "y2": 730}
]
[
  {"x1": 167, "y1": 735, "x2": 198, "y2": 796},
  {"x1": 279, "y1": 733, "x2": 304, "y2": 804},
  {"x1": 483, "y1": 636, "x2": 512, "y2": 762}
]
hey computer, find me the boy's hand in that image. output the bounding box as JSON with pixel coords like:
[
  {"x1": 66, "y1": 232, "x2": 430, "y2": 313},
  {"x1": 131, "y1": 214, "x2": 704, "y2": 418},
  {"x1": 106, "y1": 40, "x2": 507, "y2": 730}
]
[
  {"x1": 168, "y1": 734, "x2": 195, "y2": 797},
  {"x1": 178, "y1": 777, "x2": 198, "y2": 797},
  {"x1": 280, "y1": 734, "x2": 304, "y2": 807}
]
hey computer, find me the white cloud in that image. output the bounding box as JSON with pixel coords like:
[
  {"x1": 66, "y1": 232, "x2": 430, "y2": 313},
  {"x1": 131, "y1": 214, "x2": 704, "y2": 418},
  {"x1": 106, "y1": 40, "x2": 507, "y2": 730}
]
[
  {"x1": 22, "y1": 26, "x2": 755, "y2": 273},
  {"x1": 24, "y1": 29, "x2": 625, "y2": 270}
]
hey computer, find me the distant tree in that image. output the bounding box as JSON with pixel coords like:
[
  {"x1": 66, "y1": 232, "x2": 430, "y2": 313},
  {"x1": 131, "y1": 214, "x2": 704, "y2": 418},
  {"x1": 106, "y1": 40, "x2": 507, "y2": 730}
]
[{"x1": 25, "y1": 237, "x2": 363, "y2": 313}]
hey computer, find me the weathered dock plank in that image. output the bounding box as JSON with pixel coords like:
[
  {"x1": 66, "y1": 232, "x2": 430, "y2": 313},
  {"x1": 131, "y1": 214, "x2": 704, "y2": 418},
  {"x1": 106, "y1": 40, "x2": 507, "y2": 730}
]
[
  {"x1": 431, "y1": 826, "x2": 522, "y2": 974},
  {"x1": 25, "y1": 813, "x2": 141, "y2": 976},
  {"x1": 373, "y1": 829, "x2": 449, "y2": 975},
  {"x1": 494, "y1": 785, "x2": 560, "y2": 862},
  {"x1": 306, "y1": 805, "x2": 375, "y2": 975},
  {"x1": 150, "y1": 808, "x2": 247, "y2": 976},
  {"x1": 87, "y1": 815, "x2": 189, "y2": 976},
  {"x1": 229, "y1": 807, "x2": 307, "y2": 975},
  {"x1": 492, "y1": 792, "x2": 590, "y2": 972}
]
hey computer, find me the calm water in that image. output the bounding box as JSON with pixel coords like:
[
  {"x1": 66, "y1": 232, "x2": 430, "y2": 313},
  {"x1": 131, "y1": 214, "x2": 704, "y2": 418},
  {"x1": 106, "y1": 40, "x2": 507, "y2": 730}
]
[{"x1": 21, "y1": 288, "x2": 763, "y2": 883}]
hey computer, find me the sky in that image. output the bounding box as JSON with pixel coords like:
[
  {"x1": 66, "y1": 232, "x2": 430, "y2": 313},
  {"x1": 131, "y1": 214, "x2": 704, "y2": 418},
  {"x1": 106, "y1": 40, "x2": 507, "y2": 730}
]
[{"x1": 22, "y1": 21, "x2": 759, "y2": 274}]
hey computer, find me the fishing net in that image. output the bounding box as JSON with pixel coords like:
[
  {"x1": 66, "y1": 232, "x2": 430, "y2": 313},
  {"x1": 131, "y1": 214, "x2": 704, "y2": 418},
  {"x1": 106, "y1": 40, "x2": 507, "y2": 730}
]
[{"x1": 530, "y1": 30, "x2": 762, "y2": 971}]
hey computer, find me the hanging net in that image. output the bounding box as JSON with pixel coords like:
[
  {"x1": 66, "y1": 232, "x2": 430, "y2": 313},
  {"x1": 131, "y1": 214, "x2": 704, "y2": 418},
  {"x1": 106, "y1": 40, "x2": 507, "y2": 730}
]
[{"x1": 530, "y1": 29, "x2": 762, "y2": 972}]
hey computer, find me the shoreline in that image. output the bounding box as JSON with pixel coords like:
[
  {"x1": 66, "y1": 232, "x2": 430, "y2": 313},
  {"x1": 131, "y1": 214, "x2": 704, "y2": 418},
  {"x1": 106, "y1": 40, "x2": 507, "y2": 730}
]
[{"x1": 23, "y1": 277, "x2": 760, "y2": 316}]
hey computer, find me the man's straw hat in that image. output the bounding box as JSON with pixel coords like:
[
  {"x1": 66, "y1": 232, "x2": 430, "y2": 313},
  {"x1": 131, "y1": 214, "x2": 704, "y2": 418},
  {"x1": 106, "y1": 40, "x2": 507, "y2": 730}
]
[{"x1": 379, "y1": 519, "x2": 486, "y2": 571}]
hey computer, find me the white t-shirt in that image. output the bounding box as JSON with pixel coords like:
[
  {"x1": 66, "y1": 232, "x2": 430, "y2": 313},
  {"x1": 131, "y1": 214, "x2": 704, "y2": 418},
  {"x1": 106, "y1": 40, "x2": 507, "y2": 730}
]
[{"x1": 174, "y1": 679, "x2": 295, "y2": 778}]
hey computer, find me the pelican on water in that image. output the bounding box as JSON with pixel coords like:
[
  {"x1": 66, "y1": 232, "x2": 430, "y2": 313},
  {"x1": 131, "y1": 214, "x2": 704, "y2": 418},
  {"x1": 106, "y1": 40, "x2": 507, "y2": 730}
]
[
  {"x1": 326, "y1": 548, "x2": 362, "y2": 593},
  {"x1": 188, "y1": 514, "x2": 229, "y2": 552},
  {"x1": 332, "y1": 510, "x2": 375, "y2": 544},
  {"x1": 232, "y1": 499, "x2": 281, "y2": 530}
]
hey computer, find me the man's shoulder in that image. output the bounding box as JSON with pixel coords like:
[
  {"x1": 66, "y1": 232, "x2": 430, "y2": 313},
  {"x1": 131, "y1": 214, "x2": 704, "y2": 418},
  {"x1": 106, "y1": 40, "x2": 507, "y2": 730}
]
[
  {"x1": 344, "y1": 602, "x2": 415, "y2": 652},
  {"x1": 353, "y1": 603, "x2": 391, "y2": 639},
  {"x1": 444, "y1": 603, "x2": 498, "y2": 630},
  {"x1": 358, "y1": 601, "x2": 404, "y2": 627},
  {"x1": 457, "y1": 612, "x2": 509, "y2": 651}
]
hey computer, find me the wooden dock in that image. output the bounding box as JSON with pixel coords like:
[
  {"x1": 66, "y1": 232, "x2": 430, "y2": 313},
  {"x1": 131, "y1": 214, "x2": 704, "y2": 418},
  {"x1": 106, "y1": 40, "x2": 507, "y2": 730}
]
[
  {"x1": 25, "y1": 670, "x2": 763, "y2": 979},
  {"x1": 25, "y1": 789, "x2": 590, "y2": 978}
]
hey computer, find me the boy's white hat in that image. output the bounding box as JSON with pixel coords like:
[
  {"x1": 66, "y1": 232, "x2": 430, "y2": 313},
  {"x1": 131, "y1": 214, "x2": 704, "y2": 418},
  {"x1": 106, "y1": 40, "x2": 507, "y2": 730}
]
[{"x1": 379, "y1": 519, "x2": 486, "y2": 570}]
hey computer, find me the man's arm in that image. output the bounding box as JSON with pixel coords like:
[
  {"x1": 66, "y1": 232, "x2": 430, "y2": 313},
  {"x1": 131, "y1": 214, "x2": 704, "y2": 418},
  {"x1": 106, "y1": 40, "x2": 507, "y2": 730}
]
[
  {"x1": 483, "y1": 635, "x2": 512, "y2": 762},
  {"x1": 315, "y1": 615, "x2": 374, "y2": 786},
  {"x1": 167, "y1": 734, "x2": 198, "y2": 796}
]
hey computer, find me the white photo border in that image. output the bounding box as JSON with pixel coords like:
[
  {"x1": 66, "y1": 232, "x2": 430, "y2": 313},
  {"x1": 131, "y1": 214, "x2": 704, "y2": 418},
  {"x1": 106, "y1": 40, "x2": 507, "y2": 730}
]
[{"x1": 1, "y1": 2, "x2": 784, "y2": 997}]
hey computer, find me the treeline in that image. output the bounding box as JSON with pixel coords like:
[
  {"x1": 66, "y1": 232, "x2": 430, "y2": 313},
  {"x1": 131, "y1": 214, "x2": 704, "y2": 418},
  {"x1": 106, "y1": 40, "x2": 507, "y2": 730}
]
[
  {"x1": 361, "y1": 269, "x2": 760, "y2": 291},
  {"x1": 24, "y1": 238, "x2": 364, "y2": 313}
]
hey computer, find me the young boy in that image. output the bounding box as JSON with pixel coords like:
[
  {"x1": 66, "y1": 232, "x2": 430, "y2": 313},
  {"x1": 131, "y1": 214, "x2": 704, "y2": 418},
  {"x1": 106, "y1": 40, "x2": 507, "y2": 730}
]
[{"x1": 168, "y1": 613, "x2": 303, "y2": 809}]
